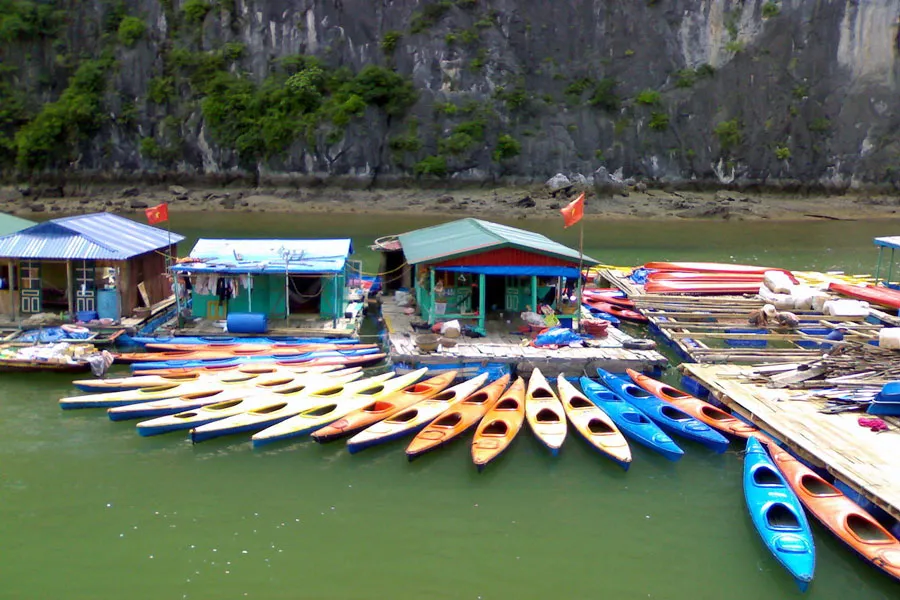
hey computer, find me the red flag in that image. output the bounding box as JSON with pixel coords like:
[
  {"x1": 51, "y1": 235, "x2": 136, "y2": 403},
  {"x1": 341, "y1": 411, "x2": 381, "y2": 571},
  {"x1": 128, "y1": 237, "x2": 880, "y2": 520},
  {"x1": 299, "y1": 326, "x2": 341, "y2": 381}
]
[
  {"x1": 145, "y1": 203, "x2": 169, "y2": 225},
  {"x1": 560, "y1": 192, "x2": 585, "y2": 228}
]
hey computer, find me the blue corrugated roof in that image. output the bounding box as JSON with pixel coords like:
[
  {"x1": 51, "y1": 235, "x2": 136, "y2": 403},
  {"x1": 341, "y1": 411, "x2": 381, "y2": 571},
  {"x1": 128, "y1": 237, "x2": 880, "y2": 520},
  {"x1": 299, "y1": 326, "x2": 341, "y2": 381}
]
[
  {"x1": 0, "y1": 213, "x2": 184, "y2": 260},
  {"x1": 174, "y1": 239, "x2": 353, "y2": 275}
]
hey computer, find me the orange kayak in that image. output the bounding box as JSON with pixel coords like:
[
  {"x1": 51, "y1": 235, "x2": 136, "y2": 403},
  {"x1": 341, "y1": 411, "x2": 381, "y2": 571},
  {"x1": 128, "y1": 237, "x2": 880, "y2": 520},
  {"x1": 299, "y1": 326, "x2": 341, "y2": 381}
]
[
  {"x1": 525, "y1": 368, "x2": 567, "y2": 455},
  {"x1": 626, "y1": 369, "x2": 770, "y2": 443},
  {"x1": 583, "y1": 300, "x2": 647, "y2": 323},
  {"x1": 643, "y1": 261, "x2": 791, "y2": 275},
  {"x1": 311, "y1": 371, "x2": 458, "y2": 442},
  {"x1": 406, "y1": 375, "x2": 510, "y2": 459},
  {"x1": 471, "y1": 377, "x2": 526, "y2": 470},
  {"x1": 556, "y1": 375, "x2": 631, "y2": 470},
  {"x1": 643, "y1": 280, "x2": 765, "y2": 295},
  {"x1": 134, "y1": 353, "x2": 387, "y2": 377},
  {"x1": 767, "y1": 442, "x2": 900, "y2": 582},
  {"x1": 116, "y1": 344, "x2": 377, "y2": 363}
]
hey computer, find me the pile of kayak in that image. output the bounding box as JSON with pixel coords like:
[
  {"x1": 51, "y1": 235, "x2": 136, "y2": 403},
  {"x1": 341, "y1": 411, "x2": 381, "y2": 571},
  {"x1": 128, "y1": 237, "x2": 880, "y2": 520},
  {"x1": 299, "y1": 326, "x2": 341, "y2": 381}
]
[
  {"x1": 60, "y1": 365, "x2": 900, "y2": 588},
  {"x1": 637, "y1": 261, "x2": 798, "y2": 295}
]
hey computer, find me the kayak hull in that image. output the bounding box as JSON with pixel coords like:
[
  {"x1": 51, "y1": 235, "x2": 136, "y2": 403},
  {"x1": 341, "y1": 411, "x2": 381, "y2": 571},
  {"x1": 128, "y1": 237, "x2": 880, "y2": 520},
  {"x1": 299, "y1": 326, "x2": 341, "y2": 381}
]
[
  {"x1": 557, "y1": 375, "x2": 631, "y2": 470},
  {"x1": 524, "y1": 368, "x2": 567, "y2": 455},
  {"x1": 471, "y1": 377, "x2": 527, "y2": 470},
  {"x1": 743, "y1": 437, "x2": 816, "y2": 590}
]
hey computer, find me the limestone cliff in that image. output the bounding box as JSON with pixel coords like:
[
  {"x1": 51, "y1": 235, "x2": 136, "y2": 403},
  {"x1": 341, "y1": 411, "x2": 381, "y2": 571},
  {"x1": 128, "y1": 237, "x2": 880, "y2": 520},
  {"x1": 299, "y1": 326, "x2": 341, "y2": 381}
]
[{"x1": 1, "y1": 0, "x2": 899, "y2": 189}]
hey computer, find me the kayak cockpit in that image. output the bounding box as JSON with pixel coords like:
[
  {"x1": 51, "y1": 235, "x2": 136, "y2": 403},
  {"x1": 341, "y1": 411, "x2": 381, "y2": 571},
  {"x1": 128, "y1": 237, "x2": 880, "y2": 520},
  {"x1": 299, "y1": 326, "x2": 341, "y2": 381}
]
[
  {"x1": 587, "y1": 419, "x2": 615, "y2": 434},
  {"x1": 482, "y1": 421, "x2": 508, "y2": 436},
  {"x1": 365, "y1": 401, "x2": 394, "y2": 413},
  {"x1": 387, "y1": 410, "x2": 418, "y2": 423},
  {"x1": 536, "y1": 408, "x2": 560, "y2": 423},
  {"x1": 464, "y1": 392, "x2": 490, "y2": 405},
  {"x1": 753, "y1": 465, "x2": 784, "y2": 487},
  {"x1": 799, "y1": 473, "x2": 840, "y2": 498},
  {"x1": 433, "y1": 413, "x2": 463, "y2": 428},
  {"x1": 209, "y1": 399, "x2": 244, "y2": 410},
  {"x1": 766, "y1": 503, "x2": 802, "y2": 530},
  {"x1": 495, "y1": 398, "x2": 520, "y2": 410},
  {"x1": 660, "y1": 384, "x2": 691, "y2": 400},
  {"x1": 846, "y1": 514, "x2": 894, "y2": 543},
  {"x1": 304, "y1": 404, "x2": 337, "y2": 417},
  {"x1": 254, "y1": 403, "x2": 288, "y2": 414},
  {"x1": 532, "y1": 387, "x2": 554, "y2": 399},
  {"x1": 568, "y1": 396, "x2": 593, "y2": 409},
  {"x1": 621, "y1": 411, "x2": 651, "y2": 425},
  {"x1": 660, "y1": 405, "x2": 692, "y2": 422}
]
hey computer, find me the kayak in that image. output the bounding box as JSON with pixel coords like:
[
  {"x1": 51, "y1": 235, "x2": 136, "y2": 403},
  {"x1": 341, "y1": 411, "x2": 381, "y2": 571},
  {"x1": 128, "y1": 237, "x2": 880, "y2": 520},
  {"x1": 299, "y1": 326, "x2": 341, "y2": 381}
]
[
  {"x1": 767, "y1": 442, "x2": 900, "y2": 582},
  {"x1": 406, "y1": 374, "x2": 510, "y2": 460},
  {"x1": 122, "y1": 344, "x2": 378, "y2": 366},
  {"x1": 583, "y1": 300, "x2": 647, "y2": 323},
  {"x1": 626, "y1": 369, "x2": 770, "y2": 442},
  {"x1": 524, "y1": 368, "x2": 567, "y2": 455},
  {"x1": 190, "y1": 372, "x2": 397, "y2": 443},
  {"x1": 582, "y1": 289, "x2": 635, "y2": 309},
  {"x1": 71, "y1": 364, "x2": 342, "y2": 394},
  {"x1": 108, "y1": 368, "x2": 361, "y2": 421},
  {"x1": 579, "y1": 376, "x2": 683, "y2": 461},
  {"x1": 743, "y1": 437, "x2": 816, "y2": 591},
  {"x1": 131, "y1": 348, "x2": 382, "y2": 372},
  {"x1": 557, "y1": 375, "x2": 631, "y2": 470},
  {"x1": 251, "y1": 369, "x2": 429, "y2": 447},
  {"x1": 596, "y1": 369, "x2": 730, "y2": 453},
  {"x1": 582, "y1": 304, "x2": 621, "y2": 326},
  {"x1": 346, "y1": 373, "x2": 489, "y2": 454},
  {"x1": 643, "y1": 280, "x2": 765, "y2": 295},
  {"x1": 471, "y1": 377, "x2": 526, "y2": 470},
  {"x1": 828, "y1": 281, "x2": 900, "y2": 309},
  {"x1": 135, "y1": 371, "x2": 365, "y2": 436},
  {"x1": 126, "y1": 335, "x2": 360, "y2": 347},
  {"x1": 646, "y1": 271, "x2": 772, "y2": 282},
  {"x1": 142, "y1": 342, "x2": 370, "y2": 354},
  {"x1": 644, "y1": 261, "x2": 793, "y2": 275},
  {"x1": 311, "y1": 371, "x2": 458, "y2": 443},
  {"x1": 134, "y1": 352, "x2": 387, "y2": 377}
]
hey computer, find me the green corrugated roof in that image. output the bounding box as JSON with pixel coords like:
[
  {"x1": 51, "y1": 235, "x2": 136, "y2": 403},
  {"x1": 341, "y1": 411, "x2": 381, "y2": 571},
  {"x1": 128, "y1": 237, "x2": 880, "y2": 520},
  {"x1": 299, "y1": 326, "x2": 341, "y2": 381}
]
[
  {"x1": 398, "y1": 218, "x2": 598, "y2": 265},
  {"x1": 0, "y1": 212, "x2": 36, "y2": 237}
]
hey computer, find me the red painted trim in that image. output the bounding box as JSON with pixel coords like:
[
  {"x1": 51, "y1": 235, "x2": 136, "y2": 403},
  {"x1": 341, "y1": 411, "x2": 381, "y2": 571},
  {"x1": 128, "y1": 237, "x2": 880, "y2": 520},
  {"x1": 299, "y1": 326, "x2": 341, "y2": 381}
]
[{"x1": 434, "y1": 247, "x2": 577, "y2": 268}]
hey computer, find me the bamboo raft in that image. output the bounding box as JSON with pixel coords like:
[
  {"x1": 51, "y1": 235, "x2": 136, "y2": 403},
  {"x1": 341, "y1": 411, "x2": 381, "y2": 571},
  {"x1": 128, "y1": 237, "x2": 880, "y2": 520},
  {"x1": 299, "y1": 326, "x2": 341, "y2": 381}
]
[
  {"x1": 381, "y1": 296, "x2": 668, "y2": 378},
  {"x1": 681, "y1": 362, "x2": 900, "y2": 522},
  {"x1": 598, "y1": 268, "x2": 884, "y2": 365}
]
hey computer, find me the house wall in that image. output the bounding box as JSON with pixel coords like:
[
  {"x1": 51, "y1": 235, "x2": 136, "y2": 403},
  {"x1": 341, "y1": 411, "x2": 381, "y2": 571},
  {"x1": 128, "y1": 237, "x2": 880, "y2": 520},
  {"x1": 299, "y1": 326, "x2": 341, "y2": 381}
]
[{"x1": 189, "y1": 273, "x2": 345, "y2": 320}]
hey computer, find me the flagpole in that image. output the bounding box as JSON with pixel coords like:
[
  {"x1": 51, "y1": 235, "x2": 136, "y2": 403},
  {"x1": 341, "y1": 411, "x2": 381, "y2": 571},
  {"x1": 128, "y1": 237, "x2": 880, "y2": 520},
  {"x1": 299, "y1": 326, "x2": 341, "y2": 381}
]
[
  {"x1": 164, "y1": 206, "x2": 181, "y2": 329},
  {"x1": 576, "y1": 213, "x2": 584, "y2": 333}
]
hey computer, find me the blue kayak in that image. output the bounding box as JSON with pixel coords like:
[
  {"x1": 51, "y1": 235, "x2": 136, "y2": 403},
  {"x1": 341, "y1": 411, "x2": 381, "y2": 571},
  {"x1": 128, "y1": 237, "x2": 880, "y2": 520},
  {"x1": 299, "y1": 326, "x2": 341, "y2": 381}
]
[
  {"x1": 581, "y1": 304, "x2": 620, "y2": 326},
  {"x1": 743, "y1": 437, "x2": 815, "y2": 591},
  {"x1": 579, "y1": 377, "x2": 684, "y2": 461},
  {"x1": 131, "y1": 347, "x2": 381, "y2": 372},
  {"x1": 595, "y1": 369, "x2": 730, "y2": 453},
  {"x1": 124, "y1": 335, "x2": 359, "y2": 347}
]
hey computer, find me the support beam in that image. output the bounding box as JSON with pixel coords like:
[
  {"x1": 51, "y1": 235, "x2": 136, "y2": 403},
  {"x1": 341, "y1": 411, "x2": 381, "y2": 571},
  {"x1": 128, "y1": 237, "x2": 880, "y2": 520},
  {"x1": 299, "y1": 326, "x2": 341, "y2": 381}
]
[
  {"x1": 66, "y1": 260, "x2": 74, "y2": 320},
  {"x1": 9, "y1": 260, "x2": 17, "y2": 322},
  {"x1": 530, "y1": 275, "x2": 537, "y2": 312},
  {"x1": 478, "y1": 273, "x2": 486, "y2": 333},
  {"x1": 428, "y1": 268, "x2": 436, "y2": 325}
]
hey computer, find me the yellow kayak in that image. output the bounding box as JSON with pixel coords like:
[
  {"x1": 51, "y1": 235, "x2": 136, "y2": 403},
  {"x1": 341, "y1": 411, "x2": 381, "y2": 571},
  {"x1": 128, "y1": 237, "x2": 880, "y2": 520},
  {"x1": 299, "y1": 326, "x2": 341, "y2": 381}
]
[
  {"x1": 525, "y1": 368, "x2": 567, "y2": 455},
  {"x1": 189, "y1": 372, "x2": 397, "y2": 443},
  {"x1": 471, "y1": 377, "x2": 526, "y2": 470},
  {"x1": 107, "y1": 368, "x2": 361, "y2": 421},
  {"x1": 346, "y1": 373, "x2": 489, "y2": 453},
  {"x1": 251, "y1": 368, "x2": 429, "y2": 447},
  {"x1": 556, "y1": 375, "x2": 631, "y2": 470},
  {"x1": 136, "y1": 370, "x2": 364, "y2": 436}
]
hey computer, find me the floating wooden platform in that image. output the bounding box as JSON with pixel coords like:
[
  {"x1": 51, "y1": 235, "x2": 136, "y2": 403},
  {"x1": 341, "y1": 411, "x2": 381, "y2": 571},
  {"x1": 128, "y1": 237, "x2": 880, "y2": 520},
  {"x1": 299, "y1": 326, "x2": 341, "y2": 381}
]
[
  {"x1": 598, "y1": 268, "x2": 884, "y2": 364},
  {"x1": 681, "y1": 362, "x2": 900, "y2": 521},
  {"x1": 382, "y1": 297, "x2": 667, "y2": 378}
]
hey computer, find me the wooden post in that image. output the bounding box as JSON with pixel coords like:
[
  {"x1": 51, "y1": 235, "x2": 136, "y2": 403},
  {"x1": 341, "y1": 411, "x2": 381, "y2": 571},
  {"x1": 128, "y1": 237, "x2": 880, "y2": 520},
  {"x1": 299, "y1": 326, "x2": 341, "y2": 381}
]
[
  {"x1": 428, "y1": 268, "x2": 436, "y2": 325},
  {"x1": 9, "y1": 260, "x2": 17, "y2": 322},
  {"x1": 478, "y1": 273, "x2": 486, "y2": 333},
  {"x1": 530, "y1": 275, "x2": 537, "y2": 312},
  {"x1": 66, "y1": 260, "x2": 74, "y2": 320}
]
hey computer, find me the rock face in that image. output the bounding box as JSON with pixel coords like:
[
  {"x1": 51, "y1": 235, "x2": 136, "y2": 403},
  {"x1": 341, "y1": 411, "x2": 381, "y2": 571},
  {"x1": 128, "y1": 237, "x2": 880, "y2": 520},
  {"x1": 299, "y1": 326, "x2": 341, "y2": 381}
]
[{"x1": 3, "y1": 0, "x2": 900, "y2": 190}]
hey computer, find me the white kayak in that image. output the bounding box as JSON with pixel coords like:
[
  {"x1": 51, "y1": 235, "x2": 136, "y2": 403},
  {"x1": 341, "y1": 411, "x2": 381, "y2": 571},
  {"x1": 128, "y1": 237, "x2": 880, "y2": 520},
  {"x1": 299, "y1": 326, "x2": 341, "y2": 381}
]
[{"x1": 251, "y1": 368, "x2": 429, "y2": 447}]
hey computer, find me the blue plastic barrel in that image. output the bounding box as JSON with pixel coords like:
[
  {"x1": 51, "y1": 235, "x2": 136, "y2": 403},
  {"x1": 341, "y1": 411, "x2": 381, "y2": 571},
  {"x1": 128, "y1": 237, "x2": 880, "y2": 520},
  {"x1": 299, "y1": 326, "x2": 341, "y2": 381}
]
[
  {"x1": 227, "y1": 312, "x2": 268, "y2": 334},
  {"x1": 77, "y1": 310, "x2": 99, "y2": 322}
]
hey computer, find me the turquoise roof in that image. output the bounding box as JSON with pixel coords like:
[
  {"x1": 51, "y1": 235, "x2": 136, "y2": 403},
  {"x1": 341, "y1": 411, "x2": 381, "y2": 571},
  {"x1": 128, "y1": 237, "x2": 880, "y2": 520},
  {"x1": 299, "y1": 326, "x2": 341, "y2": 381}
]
[
  {"x1": 397, "y1": 218, "x2": 598, "y2": 266},
  {"x1": 0, "y1": 212, "x2": 36, "y2": 237}
]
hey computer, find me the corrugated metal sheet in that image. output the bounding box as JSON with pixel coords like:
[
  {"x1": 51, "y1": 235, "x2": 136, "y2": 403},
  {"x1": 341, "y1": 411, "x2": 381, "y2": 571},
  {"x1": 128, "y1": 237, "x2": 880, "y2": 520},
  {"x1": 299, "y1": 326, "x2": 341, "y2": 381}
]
[
  {"x1": 875, "y1": 236, "x2": 900, "y2": 250},
  {"x1": 0, "y1": 213, "x2": 184, "y2": 260},
  {"x1": 398, "y1": 218, "x2": 598, "y2": 266},
  {"x1": 434, "y1": 247, "x2": 576, "y2": 268},
  {"x1": 0, "y1": 212, "x2": 36, "y2": 237},
  {"x1": 175, "y1": 239, "x2": 353, "y2": 274}
]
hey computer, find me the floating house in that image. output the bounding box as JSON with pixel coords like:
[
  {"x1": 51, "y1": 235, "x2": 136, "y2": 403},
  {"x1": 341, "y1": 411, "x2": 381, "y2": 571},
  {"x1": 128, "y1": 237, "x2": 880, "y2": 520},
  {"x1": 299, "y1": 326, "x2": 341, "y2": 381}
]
[
  {"x1": 173, "y1": 239, "x2": 362, "y2": 333},
  {"x1": 0, "y1": 213, "x2": 183, "y2": 321},
  {"x1": 396, "y1": 218, "x2": 599, "y2": 332},
  {"x1": 378, "y1": 218, "x2": 668, "y2": 377}
]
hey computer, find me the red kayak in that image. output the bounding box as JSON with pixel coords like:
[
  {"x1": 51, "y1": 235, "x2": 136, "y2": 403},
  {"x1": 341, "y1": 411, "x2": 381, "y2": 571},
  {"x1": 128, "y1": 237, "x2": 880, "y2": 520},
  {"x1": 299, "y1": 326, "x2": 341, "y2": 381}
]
[
  {"x1": 646, "y1": 272, "x2": 769, "y2": 282},
  {"x1": 584, "y1": 300, "x2": 647, "y2": 323},
  {"x1": 643, "y1": 280, "x2": 763, "y2": 295},
  {"x1": 582, "y1": 289, "x2": 635, "y2": 309},
  {"x1": 643, "y1": 261, "x2": 793, "y2": 275},
  {"x1": 829, "y1": 282, "x2": 900, "y2": 309}
]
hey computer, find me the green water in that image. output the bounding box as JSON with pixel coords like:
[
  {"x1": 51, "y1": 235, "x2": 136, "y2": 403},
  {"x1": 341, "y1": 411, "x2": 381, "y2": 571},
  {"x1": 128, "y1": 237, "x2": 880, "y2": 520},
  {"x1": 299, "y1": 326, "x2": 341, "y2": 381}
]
[{"x1": 2, "y1": 214, "x2": 899, "y2": 599}]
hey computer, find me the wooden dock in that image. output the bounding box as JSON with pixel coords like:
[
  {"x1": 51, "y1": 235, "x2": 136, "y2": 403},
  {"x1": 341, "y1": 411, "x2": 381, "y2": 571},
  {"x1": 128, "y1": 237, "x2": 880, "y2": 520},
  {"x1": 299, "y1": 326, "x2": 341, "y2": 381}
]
[
  {"x1": 382, "y1": 296, "x2": 667, "y2": 378},
  {"x1": 681, "y1": 362, "x2": 900, "y2": 521},
  {"x1": 598, "y1": 268, "x2": 885, "y2": 364}
]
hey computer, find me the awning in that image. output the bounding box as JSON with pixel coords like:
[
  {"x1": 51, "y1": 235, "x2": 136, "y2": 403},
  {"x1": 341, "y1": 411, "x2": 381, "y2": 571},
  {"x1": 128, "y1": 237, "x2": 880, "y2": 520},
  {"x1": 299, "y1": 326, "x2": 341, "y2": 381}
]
[{"x1": 434, "y1": 265, "x2": 581, "y2": 278}]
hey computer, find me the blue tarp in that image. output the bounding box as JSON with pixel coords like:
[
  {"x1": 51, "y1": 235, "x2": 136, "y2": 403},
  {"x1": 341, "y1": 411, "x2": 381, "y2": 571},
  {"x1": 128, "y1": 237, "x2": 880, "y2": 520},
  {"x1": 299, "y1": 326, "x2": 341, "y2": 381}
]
[
  {"x1": 17, "y1": 327, "x2": 92, "y2": 343},
  {"x1": 435, "y1": 265, "x2": 581, "y2": 277}
]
